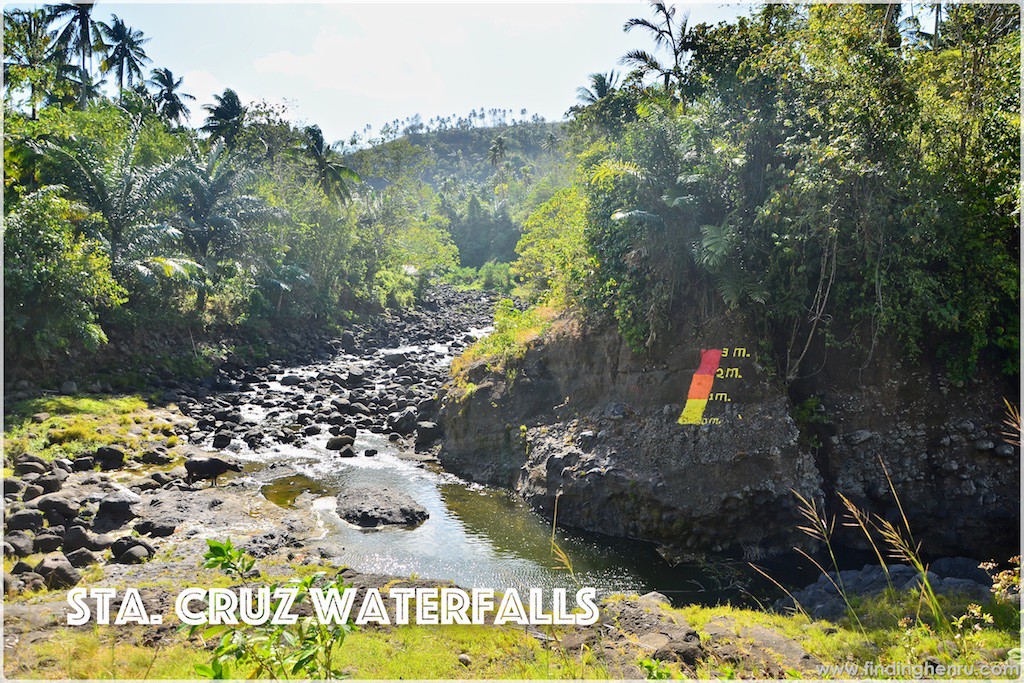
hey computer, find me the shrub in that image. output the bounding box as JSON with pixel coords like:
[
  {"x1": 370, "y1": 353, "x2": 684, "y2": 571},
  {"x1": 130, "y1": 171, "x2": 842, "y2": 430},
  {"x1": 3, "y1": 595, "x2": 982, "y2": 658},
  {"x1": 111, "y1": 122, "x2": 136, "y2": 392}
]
[{"x1": 3, "y1": 186, "x2": 126, "y2": 360}]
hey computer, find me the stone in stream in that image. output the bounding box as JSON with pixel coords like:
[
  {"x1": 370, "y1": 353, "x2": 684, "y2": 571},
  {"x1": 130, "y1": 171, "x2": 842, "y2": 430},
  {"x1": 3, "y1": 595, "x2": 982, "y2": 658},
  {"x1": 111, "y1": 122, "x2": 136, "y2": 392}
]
[
  {"x1": 326, "y1": 435, "x2": 355, "y2": 450},
  {"x1": 386, "y1": 407, "x2": 418, "y2": 436},
  {"x1": 335, "y1": 487, "x2": 428, "y2": 528}
]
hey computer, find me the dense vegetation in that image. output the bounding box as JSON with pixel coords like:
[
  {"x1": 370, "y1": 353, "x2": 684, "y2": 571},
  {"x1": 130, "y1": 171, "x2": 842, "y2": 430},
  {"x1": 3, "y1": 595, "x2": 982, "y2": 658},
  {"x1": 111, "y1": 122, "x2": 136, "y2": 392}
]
[
  {"x1": 4, "y1": 2, "x2": 1019, "y2": 387},
  {"x1": 2, "y1": 5, "x2": 560, "y2": 376},
  {"x1": 512, "y1": 2, "x2": 1019, "y2": 383}
]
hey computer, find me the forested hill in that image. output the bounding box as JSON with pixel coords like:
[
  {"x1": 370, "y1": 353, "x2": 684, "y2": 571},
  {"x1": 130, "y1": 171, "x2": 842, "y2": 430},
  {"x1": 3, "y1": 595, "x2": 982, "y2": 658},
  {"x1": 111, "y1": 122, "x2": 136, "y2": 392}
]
[
  {"x1": 344, "y1": 120, "x2": 569, "y2": 269},
  {"x1": 346, "y1": 120, "x2": 564, "y2": 190}
]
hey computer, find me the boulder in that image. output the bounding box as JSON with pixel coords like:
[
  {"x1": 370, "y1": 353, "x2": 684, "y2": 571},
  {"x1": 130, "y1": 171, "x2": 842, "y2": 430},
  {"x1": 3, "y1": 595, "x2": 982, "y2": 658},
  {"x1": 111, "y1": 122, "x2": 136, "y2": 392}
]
[
  {"x1": 72, "y1": 456, "x2": 95, "y2": 471},
  {"x1": 5, "y1": 532, "x2": 34, "y2": 557},
  {"x1": 414, "y1": 421, "x2": 442, "y2": 447},
  {"x1": 94, "y1": 447, "x2": 125, "y2": 470},
  {"x1": 97, "y1": 490, "x2": 141, "y2": 521},
  {"x1": 386, "y1": 407, "x2": 418, "y2": 436},
  {"x1": 35, "y1": 492, "x2": 81, "y2": 520},
  {"x1": 65, "y1": 548, "x2": 101, "y2": 568},
  {"x1": 33, "y1": 533, "x2": 63, "y2": 553},
  {"x1": 212, "y1": 432, "x2": 233, "y2": 449},
  {"x1": 135, "y1": 519, "x2": 176, "y2": 537},
  {"x1": 335, "y1": 487, "x2": 429, "y2": 528},
  {"x1": 6, "y1": 509, "x2": 44, "y2": 532},
  {"x1": 34, "y1": 555, "x2": 82, "y2": 589},
  {"x1": 326, "y1": 435, "x2": 355, "y2": 451}
]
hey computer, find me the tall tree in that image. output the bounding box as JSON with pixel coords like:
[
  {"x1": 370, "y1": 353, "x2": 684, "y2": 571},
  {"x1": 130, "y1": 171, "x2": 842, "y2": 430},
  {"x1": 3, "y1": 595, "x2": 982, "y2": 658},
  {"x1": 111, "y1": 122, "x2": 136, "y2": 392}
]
[
  {"x1": 31, "y1": 115, "x2": 183, "y2": 269},
  {"x1": 576, "y1": 71, "x2": 620, "y2": 104},
  {"x1": 295, "y1": 125, "x2": 361, "y2": 205},
  {"x1": 620, "y1": 1, "x2": 693, "y2": 95},
  {"x1": 3, "y1": 8, "x2": 58, "y2": 118},
  {"x1": 175, "y1": 140, "x2": 277, "y2": 309},
  {"x1": 148, "y1": 67, "x2": 194, "y2": 125},
  {"x1": 48, "y1": 1, "x2": 98, "y2": 108},
  {"x1": 95, "y1": 14, "x2": 150, "y2": 101},
  {"x1": 488, "y1": 134, "x2": 506, "y2": 167},
  {"x1": 201, "y1": 88, "x2": 246, "y2": 147}
]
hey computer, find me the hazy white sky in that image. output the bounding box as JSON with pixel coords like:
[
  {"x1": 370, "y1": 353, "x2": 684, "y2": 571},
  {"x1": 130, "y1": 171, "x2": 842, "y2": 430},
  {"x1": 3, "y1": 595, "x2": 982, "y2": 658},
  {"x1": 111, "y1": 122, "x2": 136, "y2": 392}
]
[{"x1": 15, "y1": 2, "x2": 752, "y2": 142}]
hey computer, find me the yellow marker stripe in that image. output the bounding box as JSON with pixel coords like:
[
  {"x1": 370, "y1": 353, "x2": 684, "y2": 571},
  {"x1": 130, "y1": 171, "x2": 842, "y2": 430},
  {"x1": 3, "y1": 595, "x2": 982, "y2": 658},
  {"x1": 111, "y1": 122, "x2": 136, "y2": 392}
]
[{"x1": 677, "y1": 399, "x2": 708, "y2": 425}]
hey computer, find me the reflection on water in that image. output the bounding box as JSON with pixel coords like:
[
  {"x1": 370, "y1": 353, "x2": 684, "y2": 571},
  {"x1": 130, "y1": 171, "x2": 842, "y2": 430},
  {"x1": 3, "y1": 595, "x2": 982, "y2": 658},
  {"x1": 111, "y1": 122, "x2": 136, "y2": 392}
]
[{"x1": 250, "y1": 431, "x2": 812, "y2": 605}]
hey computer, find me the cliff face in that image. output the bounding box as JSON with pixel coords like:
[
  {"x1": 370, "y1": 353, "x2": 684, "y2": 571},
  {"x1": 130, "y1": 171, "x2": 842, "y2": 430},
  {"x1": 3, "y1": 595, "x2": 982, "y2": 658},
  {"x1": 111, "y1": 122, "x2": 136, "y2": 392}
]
[{"x1": 438, "y1": 313, "x2": 1020, "y2": 560}]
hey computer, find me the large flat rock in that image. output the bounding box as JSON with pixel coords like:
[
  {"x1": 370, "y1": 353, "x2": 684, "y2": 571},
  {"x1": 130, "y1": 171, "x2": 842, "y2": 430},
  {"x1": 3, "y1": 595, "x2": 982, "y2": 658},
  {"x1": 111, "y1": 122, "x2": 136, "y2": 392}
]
[{"x1": 336, "y1": 487, "x2": 428, "y2": 528}]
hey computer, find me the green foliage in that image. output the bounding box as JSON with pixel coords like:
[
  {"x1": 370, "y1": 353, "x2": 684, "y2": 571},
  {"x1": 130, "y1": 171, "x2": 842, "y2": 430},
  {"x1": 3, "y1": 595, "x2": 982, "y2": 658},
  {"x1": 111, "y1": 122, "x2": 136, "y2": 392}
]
[
  {"x1": 561, "y1": 3, "x2": 1018, "y2": 378},
  {"x1": 191, "y1": 539, "x2": 354, "y2": 680},
  {"x1": 451, "y1": 299, "x2": 554, "y2": 376},
  {"x1": 513, "y1": 186, "x2": 593, "y2": 306},
  {"x1": 3, "y1": 187, "x2": 126, "y2": 359}
]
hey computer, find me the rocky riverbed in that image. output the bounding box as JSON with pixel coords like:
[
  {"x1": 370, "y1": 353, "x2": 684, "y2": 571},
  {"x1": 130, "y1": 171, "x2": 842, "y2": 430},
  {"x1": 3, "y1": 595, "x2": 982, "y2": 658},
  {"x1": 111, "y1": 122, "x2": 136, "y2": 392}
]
[
  {"x1": 4, "y1": 286, "x2": 499, "y2": 592},
  {"x1": 2, "y1": 286, "x2": 1018, "y2": 679}
]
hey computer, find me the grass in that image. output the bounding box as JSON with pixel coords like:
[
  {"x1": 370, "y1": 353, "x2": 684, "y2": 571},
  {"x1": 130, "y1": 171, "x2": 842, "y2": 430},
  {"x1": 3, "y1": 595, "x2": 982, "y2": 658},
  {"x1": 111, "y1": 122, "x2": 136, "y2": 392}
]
[
  {"x1": 2, "y1": 394, "x2": 182, "y2": 463},
  {"x1": 451, "y1": 300, "x2": 555, "y2": 381},
  {"x1": 7, "y1": 589, "x2": 1017, "y2": 680}
]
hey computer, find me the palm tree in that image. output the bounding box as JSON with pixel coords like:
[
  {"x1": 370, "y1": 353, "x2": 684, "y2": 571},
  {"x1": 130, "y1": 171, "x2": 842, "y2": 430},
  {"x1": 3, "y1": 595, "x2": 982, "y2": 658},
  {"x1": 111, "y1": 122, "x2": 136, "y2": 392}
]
[
  {"x1": 175, "y1": 141, "x2": 278, "y2": 309},
  {"x1": 48, "y1": 2, "x2": 98, "y2": 108},
  {"x1": 31, "y1": 115, "x2": 184, "y2": 271},
  {"x1": 201, "y1": 88, "x2": 246, "y2": 147},
  {"x1": 576, "y1": 71, "x2": 620, "y2": 105},
  {"x1": 296, "y1": 125, "x2": 361, "y2": 204},
  {"x1": 541, "y1": 132, "x2": 560, "y2": 153},
  {"x1": 488, "y1": 134, "x2": 506, "y2": 167},
  {"x1": 46, "y1": 67, "x2": 106, "y2": 108},
  {"x1": 148, "y1": 67, "x2": 194, "y2": 125},
  {"x1": 95, "y1": 15, "x2": 150, "y2": 101},
  {"x1": 3, "y1": 9, "x2": 58, "y2": 119},
  {"x1": 620, "y1": 1, "x2": 693, "y2": 95}
]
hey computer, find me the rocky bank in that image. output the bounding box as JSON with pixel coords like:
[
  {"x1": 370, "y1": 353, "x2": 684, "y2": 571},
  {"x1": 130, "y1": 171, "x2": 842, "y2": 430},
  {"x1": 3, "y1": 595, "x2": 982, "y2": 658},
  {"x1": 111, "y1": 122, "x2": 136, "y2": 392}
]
[{"x1": 437, "y1": 311, "x2": 1020, "y2": 561}]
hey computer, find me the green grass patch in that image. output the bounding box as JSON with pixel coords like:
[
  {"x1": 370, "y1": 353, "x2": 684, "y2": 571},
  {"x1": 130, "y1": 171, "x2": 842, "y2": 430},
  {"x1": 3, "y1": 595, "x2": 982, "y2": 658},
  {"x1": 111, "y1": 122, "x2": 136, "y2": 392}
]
[
  {"x1": 451, "y1": 300, "x2": 555, "y2": 379},
  {"x1": 3, "y1": 394, "x2": 159, "y2": 462}
]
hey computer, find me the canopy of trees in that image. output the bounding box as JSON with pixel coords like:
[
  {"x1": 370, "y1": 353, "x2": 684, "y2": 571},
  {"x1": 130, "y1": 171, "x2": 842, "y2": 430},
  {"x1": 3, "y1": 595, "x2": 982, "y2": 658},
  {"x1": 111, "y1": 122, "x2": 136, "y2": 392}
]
[{"x1": 3, "y1": 2, "x2": 1018, "y2": 385}]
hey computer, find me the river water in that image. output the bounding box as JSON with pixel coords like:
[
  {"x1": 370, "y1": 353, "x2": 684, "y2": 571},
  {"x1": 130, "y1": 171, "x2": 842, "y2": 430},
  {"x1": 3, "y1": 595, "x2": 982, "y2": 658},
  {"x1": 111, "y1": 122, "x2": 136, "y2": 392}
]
[{"x1": 214, "y1": 316, "x2": 811, "y2": 606}]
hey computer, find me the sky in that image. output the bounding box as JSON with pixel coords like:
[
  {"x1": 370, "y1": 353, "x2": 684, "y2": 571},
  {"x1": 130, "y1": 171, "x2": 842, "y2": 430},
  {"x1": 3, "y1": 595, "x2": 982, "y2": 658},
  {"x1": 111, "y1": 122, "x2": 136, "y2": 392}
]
[{"x1": 9, "y1": 2, "x2": 752, "y2": 143}]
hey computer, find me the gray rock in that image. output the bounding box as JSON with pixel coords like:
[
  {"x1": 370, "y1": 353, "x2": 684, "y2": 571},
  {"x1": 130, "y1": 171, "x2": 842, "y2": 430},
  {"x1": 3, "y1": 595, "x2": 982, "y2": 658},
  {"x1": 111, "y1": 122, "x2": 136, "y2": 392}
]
[
  {"x1": 94, "y1": 447, "x2": 125, "y2": 470},
  {"x1": 135, "y1": 519, "x2": 176, "y2": 537},
  {"x1": 33, "y1": 533, "x2": 63, "y2": 553},
  {"x1": 326, "y1": 435, "x2": 355, "y2": 451},
  {"x1": 930, "y1": 557, "x2": 991, "y2": 584},
  {"x1": 5, "y1": 532, "x2": 33, "y2": 557},
  {"x1": 72, "y1": 456, "x2": 94, "y2": 471},
  {"x1": 994, "y1": 443, "x2": 1015, "y2": 458},
  {"x1": 280, "y1": 375, "x2": 303, "y2": 386},
  {"x1": 212, "y1": 432, "x2": 233, "y2": 449},
  {"x1": 4, "y1": 478, "x2": 25, "y2": 495},
  {"x1": 65, "y1": 548, "x2": 100, "y2": 568},
  {"x1": 112, "y1": 544, "x2": 151, "y2": 565},
  {"x1": 414, "y1": 421, "x2": 442, "y2": 447},
  {"x1": 847, "y1": 430, "x2": 875, "y2": 445},
  {"x1": 35, "y1": 492, "x2": 81, "y2": 520},
  {"x1": 335, "y1": 487, "x2": 429, "y2": 528},
  {"x1": 60, "y1": 381, "x2": 78, "y2": 395},
  {"x1": 387, "y1": 407, "x2": 418, "y2": 436},
  {"x1": 973, "y1": 440, "x2": 995, "y2": 451},
  {"x1": 6, "y1": 509, "x2": 44, "y2": 532},
  {"x1": 34, "y1": 555, "x2": 81, "y2": 588},
  {"x1": 13, "y1": 461, "x2": 47, "y2": 476},
  {"x1": 604, "y1": 403, "x2": 627, "y2": 420},
  {"x1": 97, "y1": 490, "x2": 141, "y2": 520}
]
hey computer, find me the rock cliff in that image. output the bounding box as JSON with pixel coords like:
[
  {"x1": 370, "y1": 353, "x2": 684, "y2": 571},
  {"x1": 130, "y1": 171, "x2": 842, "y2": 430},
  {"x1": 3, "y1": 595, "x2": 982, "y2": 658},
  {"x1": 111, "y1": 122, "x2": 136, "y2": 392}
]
[{"x1": 438, "y1": 313, "x2": 1019, "y2": 560}]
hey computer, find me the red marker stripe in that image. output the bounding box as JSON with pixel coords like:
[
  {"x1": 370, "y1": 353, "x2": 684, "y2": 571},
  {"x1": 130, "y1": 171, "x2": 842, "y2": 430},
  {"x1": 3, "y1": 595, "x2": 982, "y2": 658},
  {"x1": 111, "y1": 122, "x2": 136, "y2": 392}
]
[{"x1": 695, "y1": 349, "x2": 723, "y2": 376}]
